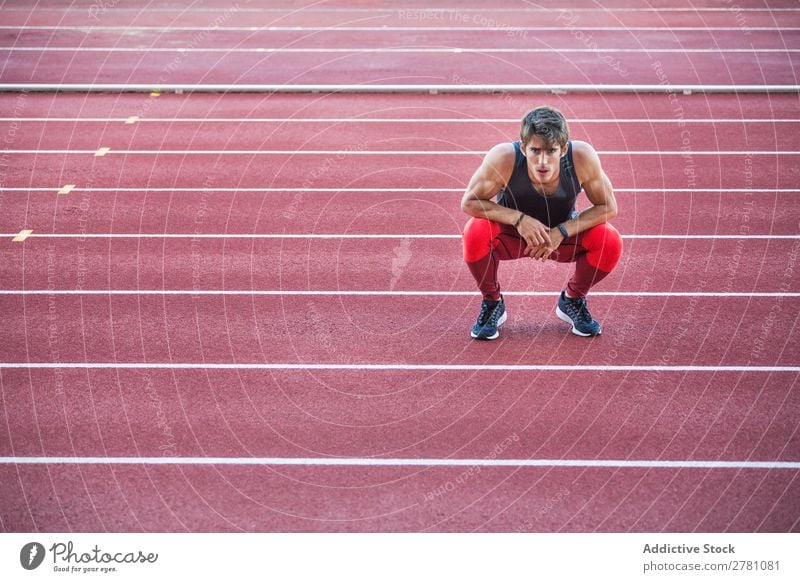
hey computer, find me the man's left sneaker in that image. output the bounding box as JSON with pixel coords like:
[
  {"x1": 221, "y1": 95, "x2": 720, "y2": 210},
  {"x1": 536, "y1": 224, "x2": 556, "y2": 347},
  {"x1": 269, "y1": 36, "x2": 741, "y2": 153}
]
[
  {"x1": 470, "y1": 295, "x2": 507, "y2": 340},
  {"x1": 556, "y1": 290, "x2": 601, "y2": 336}
]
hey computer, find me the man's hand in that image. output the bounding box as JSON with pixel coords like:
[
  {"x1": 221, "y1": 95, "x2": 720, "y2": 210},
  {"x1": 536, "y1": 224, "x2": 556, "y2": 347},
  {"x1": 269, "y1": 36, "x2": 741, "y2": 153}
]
[
  {"x1": 516, "y1": 214, "x2": 551, "y2": 255},
  {"x1": 530, "y1": 227, "x2": 565, "y2": 261}
]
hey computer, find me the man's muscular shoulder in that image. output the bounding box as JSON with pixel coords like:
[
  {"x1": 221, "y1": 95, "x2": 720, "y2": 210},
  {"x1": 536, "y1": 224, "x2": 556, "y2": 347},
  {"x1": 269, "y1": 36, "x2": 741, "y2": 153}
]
[
  {"x1": 486, "y1": 142, "x2": 518, "y2": 165},
  {"x1": 569, "y1": 140, "x2": 603, "y2": 184},
  {"x1": 482, "y1": 142, "x2": 518, "y2": 183}
]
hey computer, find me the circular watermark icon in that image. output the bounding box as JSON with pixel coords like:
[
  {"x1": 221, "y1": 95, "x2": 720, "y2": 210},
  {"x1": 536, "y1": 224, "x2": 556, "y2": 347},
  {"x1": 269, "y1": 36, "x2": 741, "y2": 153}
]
[{"x1": 19, "y1": 542, "x2": 46, "y2": 570}]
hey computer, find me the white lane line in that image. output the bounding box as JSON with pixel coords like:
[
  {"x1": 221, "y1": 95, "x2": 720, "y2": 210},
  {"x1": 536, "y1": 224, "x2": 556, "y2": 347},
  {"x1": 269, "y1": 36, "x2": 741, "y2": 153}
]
[
  {"x1": 5, "y1": 47, "x2": 800, "y2": 53},
  {"x1": 2, "y1": 83, "x2": 797, "y2": 94},
  {"x1": 2, "y1": 290, "x2": 797, "y2": 298},
  {"x1": 3, "y1": 6, "x2": 798, "y2": 12},
  {"x1": 0, "y1": 233, "x2": 453, "y2": 239},
  {"x1": 0, "y1": 188, "x2": 795, "y2": 193},
  {"x1": 3, "y1": 149, "x2": 797, "y2": 155},
  {"x1": 1, "y1": 363, "x2": 797, "y2": 372},
  {"x1": 2, "y1": 117, "x2": 799, "y2": 123},
  {"x1": 2, "y1": 26, "x2": 798, "y2": 31},
  {"x1": 2, "y1": 234, "x2": 796, "y2": 240},
  {"x1": 1, "y1": 456, "x2": 798, "y2": 469}
]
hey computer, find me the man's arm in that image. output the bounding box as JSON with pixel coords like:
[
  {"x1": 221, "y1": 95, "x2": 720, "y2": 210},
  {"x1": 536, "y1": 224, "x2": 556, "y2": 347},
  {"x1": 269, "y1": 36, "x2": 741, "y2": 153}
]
[
  {"x1": 531, "y1": 140, "x2": 618, "y2": 259},
  {"x1": 461, "y1": 143, "x2": 552, "y2": 250}
]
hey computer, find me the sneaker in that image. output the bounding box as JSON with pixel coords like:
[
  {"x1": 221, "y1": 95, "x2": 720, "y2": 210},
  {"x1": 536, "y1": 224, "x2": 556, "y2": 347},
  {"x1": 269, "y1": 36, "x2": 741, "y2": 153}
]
[
  {"x1": 556, "y1": 290, "x2": 601, "y2": 336},
  {"x1": 470, "y1": 295, "x2": 507, "y2": 340}
]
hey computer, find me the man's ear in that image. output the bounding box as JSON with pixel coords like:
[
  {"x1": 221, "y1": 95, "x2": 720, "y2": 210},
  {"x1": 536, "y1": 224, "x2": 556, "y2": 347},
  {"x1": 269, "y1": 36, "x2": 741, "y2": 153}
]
[{"x1": 560, "y1": 143, "x2": 569, "y2": 158}]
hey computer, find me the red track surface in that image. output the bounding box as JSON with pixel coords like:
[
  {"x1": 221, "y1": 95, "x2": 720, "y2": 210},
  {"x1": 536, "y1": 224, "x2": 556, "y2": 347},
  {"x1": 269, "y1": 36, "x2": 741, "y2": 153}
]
[
  {"x1": 5, "y1": 51, "x2": 798, "y2": 86},
  {"x1": 4, "y1": 238, "x2": 799, "y2": 293},
  {"x1": 2, "y1": 1, "x2": 799, "y2": 86},
  {"x1": 3, "y1": 190, "x2": 798, "y2": 234},
  {"x1": 2, "y1": 294, "x2": 799, "y2": 366},
  {"x1": 1, "y1": 1, "x2": 799, "y2": 533}
]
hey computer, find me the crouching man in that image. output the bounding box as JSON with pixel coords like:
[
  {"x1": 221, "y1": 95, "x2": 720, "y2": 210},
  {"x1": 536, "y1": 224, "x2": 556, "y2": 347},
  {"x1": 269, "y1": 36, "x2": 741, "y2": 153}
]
[{"x1": 462, "y1": 105, "x2": 623, "y2": 339}]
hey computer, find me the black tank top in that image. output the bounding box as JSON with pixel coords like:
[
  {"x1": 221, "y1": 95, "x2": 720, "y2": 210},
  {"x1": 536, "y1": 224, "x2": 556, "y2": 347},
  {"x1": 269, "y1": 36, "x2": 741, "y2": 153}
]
[{"x1": 496, "y1": 140, "x2": 581, "y2": 227}]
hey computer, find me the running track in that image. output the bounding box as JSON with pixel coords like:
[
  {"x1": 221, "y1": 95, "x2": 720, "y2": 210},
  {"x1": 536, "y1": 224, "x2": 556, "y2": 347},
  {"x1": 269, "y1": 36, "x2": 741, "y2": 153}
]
[{"x1": 0, "y1": 0, "x2": 799, "y2": 533}]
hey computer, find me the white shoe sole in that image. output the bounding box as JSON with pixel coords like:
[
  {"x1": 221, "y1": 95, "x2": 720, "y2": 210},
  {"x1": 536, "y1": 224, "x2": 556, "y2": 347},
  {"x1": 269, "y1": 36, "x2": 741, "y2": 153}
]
[
  {"x1": 556, "y1": 306, "x2": 601, "y2": 337},
  {"x1": 471, "y1": 310, "x2": 507, "y2": 340}
]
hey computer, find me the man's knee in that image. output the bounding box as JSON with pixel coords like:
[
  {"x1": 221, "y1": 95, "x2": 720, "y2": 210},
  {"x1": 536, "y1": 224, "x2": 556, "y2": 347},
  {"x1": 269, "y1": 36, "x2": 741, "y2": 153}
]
[
  {"x1": 463, "y1": 217, "x2": 501, "y2": 262},
  {"x1": 582, "y1": 223, "x2": 623, "y2": 272}
]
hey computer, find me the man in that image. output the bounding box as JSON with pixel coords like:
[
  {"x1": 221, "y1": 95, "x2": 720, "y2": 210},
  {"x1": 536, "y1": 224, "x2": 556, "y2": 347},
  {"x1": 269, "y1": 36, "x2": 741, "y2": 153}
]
[{"x1": 461, "y1": 105, "x2": 622, "y2": 340}]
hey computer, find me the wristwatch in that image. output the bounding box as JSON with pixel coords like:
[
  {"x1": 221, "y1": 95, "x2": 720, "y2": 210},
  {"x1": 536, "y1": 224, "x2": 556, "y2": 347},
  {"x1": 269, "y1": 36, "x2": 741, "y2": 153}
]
[{"x1": 557, "y1": 223, "x2": 569, "y2": 238}]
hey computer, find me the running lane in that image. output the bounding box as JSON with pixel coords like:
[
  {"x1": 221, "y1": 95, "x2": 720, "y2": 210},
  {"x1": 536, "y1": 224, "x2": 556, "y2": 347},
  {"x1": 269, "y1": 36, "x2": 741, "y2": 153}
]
[
  {"x1": 3, "y1": 368, "x2": 797, "y2": 461},
  {"x1": 1, "y1": 0, "x2": 797, "y2": 28},
  {"x1": 6, "y1": 29, "x2": 800, "y2": 51},
  {"x1": 2, "y1": 237, "x2": 796, "y2": 294},
  {"x1": 3, "y1": 117, "x2": 797, "y2": 150},
  {"x1": 0, "y1": 186, "x2": 796, "y2": 236},
  {"x1": 3, "y1": 48, "x2": 797, "y2": 86},
  {"x1": 2, "y1": 462, "x2": 797, "y2": 531},
  {"x1": 1, "y1": 294, "x2": 797, "y2": 366},
  {"x1": 1, "y1": 1, "x2": 798, "y2": 86},
  {"x1": 0, "y1": 152, "x2": 793, "y2": 190},
  {"x1": 1, "y1": 92, "x2": 797, "y2": 120}
]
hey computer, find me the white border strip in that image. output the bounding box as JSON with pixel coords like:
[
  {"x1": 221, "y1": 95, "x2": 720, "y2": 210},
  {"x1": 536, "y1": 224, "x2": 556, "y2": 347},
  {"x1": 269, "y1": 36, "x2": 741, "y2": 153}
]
[
  {"x1": 3, "y1": 234, "x2": 796, "y2": 240},
  {"x1": 5, "y1": 47, "x2": 800, "y2": 54},
  {"x1": 2, "y1": 290, "x2": 797, "y2": 298},
  {"x1": 1, "y1": 363, "x2": 796, "y2": 372},
  {"x1": 3, "y1": 149, "x2": 796, "y2": 155},
  {"x1": 2, "y1": 117, "x2": 799, "y2": 124},
  {"x1": 1, "y1": 83, "x2": 797, "y2": 94},
  {"x1": 1, "y1": 456, "x2": 798, "y2": 469}
]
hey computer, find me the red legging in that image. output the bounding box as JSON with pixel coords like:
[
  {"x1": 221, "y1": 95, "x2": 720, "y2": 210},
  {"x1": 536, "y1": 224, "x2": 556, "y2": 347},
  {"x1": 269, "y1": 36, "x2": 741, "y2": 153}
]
[{"x1": 463, "y1": 218, "x2": 623, "y2": 301}]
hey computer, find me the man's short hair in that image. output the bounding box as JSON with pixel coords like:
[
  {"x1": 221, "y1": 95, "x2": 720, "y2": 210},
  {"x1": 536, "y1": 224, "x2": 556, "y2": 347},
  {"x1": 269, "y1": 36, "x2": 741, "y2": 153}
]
[{"x1": 520, "y1": 106, "x2": 569, "y2": 149}]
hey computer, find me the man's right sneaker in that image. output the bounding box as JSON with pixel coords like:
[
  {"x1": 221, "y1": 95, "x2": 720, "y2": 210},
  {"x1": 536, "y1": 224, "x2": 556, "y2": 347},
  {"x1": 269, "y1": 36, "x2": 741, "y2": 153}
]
[
  {"x1": 470, "y1": 295, "x2": 507, "y2": 340},
  {"x1": 556, "y1": 290, "x2": 602, "y2": 336}
]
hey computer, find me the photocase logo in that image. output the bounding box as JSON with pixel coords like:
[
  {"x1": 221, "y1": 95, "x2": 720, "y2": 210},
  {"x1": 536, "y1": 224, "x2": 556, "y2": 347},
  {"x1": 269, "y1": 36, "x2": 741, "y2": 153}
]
[{"x1": 20, "y1": 542, "x2": 46, "y2": 570}]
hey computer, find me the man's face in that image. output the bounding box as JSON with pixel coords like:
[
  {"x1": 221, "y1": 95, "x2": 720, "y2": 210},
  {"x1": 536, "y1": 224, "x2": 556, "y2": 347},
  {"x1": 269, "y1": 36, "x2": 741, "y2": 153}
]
[{"x1": 522, "y1": 135, "x2": 565, "y2": 184}]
